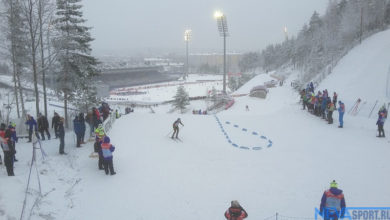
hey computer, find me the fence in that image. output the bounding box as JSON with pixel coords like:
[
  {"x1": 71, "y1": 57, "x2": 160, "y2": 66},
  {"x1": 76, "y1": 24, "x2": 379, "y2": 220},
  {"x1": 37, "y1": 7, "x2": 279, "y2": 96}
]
[
  {"x1": 262, "y1": 213, "x2": 315, "y2": 220},
  {"x1": 102, "y1": 111, "x2": 117, "y2": 133}
]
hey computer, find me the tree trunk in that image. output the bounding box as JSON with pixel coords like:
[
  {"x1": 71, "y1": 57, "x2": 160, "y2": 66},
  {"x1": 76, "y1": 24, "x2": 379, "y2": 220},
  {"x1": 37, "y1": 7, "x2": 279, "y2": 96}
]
[
  {"x1": 16, "y1": 69, "x2": 25, "y2": 118},
  {"x1": 38, "y1": 0, "x2": 47, "y2": 117},
  {"x1": 64, "y1": 91, "x2": 68, "y2": 128}
]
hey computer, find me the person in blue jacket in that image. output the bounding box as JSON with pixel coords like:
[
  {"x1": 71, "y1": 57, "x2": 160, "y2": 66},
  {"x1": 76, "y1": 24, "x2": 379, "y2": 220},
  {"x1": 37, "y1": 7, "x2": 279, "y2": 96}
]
[
  {"x1": 25, "y1": 114, "x2": 39, "y2": 142},
  {"x1": 73, "y1": 115, "x2": 82, "y2": 147},
  {"x1": 376, "y1": 105, "x2": 387, "y2": 137},
  {"x1": 101, "y1": 136, "x2": 116, "y2": 175},
  {"x1": 320, "y1": 180, "x2": 346, "y2": 220},
  {"x1": 338, "y1": 101, "x2": 345, "y2": 128}
]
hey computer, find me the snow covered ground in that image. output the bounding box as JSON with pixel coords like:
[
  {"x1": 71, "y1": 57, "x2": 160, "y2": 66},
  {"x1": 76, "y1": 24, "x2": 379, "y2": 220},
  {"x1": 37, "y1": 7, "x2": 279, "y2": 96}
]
[{"x1": 1, "y1": 30, "x2": 390, "y2": 220}]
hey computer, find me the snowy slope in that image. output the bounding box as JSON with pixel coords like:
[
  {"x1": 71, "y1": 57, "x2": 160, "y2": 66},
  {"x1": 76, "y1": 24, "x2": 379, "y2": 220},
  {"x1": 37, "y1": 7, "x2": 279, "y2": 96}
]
[
  {"x1": 1, "y1": 30, "x2": 390, "y2": 220},
  {"x1": 318, "y1": 29, "x2": 390, "y2": 114}
]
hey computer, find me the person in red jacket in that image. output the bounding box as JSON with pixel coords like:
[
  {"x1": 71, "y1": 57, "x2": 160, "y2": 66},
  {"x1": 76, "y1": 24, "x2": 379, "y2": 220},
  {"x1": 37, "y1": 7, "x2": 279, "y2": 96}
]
[{"x1": 224, "y1": 200, "x2": 248, "y2": 220}]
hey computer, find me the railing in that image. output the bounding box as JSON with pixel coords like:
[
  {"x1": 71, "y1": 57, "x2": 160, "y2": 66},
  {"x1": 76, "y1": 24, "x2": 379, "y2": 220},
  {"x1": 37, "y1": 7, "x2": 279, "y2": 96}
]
[{"x1": 102, "y1": 111, "x2": 117, "y2": 133}]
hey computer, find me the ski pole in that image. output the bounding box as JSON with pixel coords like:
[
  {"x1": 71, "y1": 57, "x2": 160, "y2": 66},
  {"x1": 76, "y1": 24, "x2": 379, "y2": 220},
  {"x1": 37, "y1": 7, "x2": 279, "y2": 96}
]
[{"x1": 368, "y1": 100, "x2": 378, "y2": 118}]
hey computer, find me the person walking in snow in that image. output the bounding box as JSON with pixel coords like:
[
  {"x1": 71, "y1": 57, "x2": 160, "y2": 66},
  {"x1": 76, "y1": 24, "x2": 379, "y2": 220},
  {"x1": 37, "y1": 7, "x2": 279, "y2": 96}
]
[
  {"x1": 376, "y1": 105, "x2": 387, "y2": 137},
  {"x1": 338, "y1": 101, "x2": 345, "y2": 128},
  {"x1": 245, "y1": 105, "x2": 249, "y2": 111},
  {"x1": 171, "y1": 118, "x2": 184, "y2": 139},
  {"x1": 224, "y1": 200, "x2": 248, "y2": 220},
  {"x1": 37, "y1": 113, "x2": 51, "y2": 140},
  {"x1": 320, "y1": 180, "x2": 346, "y2": 220},
  {"x1": 58, "y1": 117, "x2": 66, "y2": 155},
  {"x1": 25, "y1": 114, "x2": 39, "y2": 142},
  {"x1": 101, "y1": 136, "x2": 116, "y2": 175},
  {"x1": 78, "y1": 113, "x2": 86, "y2": 144}
]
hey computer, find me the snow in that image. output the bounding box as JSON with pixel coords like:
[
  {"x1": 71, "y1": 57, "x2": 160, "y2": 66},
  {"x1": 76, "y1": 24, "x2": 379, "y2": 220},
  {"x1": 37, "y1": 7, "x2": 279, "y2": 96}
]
[{"x1": 1, "y1": 30, "x2": 390, "y2": 220}]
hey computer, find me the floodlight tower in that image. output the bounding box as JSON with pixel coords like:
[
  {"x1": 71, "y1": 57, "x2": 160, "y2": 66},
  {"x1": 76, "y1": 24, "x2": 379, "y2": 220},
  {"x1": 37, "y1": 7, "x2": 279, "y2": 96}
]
[
  {"x1": 184, "y1": 29, "x2": 192, "y2": 78},
  {"x1": 284, "y1": 26, "x2": 288, "y2": 41},
  {"x1": 214, "y1": 10, "x2": 229, "y2": 94}
]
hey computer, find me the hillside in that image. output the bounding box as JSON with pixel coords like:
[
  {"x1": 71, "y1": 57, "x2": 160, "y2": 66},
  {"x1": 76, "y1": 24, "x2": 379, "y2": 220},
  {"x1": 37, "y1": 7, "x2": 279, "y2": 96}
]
[{"x1": 0, "y1": 29, "x2": 389, "y2": 220}]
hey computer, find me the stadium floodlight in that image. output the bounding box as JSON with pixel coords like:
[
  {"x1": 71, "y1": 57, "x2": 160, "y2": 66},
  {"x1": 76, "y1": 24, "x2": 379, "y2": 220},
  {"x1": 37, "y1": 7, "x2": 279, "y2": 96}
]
[
  {"x1": 184, "y1": 29, "x2": 192, "y2": 78},
  {"x1": 214, "y1": 10, "x2": 229, "y2": 94}
]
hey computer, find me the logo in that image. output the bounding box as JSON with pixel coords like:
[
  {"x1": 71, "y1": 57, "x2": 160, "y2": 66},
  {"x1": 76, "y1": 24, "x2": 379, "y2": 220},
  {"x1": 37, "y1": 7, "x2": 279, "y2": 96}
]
[{"x1": 315, "y1": 207, "x2": 390, "y2": 219}]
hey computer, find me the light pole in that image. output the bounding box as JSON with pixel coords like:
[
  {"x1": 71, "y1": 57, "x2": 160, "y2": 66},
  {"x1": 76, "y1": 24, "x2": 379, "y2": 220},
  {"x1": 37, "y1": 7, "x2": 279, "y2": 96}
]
[
  {"x1": 214, "y1": 10, "x2": 229, "y2": 94},
  {"x1": 184, "y1": 29, "x2": 192, "y2": 79}
]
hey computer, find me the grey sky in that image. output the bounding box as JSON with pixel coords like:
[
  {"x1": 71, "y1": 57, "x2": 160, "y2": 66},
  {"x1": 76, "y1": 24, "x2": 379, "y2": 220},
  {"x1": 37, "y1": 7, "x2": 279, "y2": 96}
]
[{"x1": 82, "y1": 0, "x2": 328, "y2": 56}]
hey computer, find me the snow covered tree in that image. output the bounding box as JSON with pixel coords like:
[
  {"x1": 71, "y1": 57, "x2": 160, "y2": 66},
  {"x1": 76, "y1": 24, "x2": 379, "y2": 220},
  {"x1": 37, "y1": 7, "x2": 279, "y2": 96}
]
[
  {"x1": 2, "y1": 0, "x2": 29, "y2": 118},
  {"x1": 172, "y1": 85, "x2": 190, "y2": 113},
  {"x1": 53, "y1": 0, "x2": 99, "y2": 127}
]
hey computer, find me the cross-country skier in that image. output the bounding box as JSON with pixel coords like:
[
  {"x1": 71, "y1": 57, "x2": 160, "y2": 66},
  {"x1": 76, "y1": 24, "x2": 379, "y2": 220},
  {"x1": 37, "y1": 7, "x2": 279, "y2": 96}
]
[
  {"x1": 338, "y1": 101, "x2": 345, "y2": 128},
  {"x1": 320, "y1": 180, "x2": 346, "y2": 220},
  {"x1": 171, "y1": 118, "x2": 184, "y2": 139},
  {"x1": 224, "y1": 200, "x2": 248, "y2": 220}
]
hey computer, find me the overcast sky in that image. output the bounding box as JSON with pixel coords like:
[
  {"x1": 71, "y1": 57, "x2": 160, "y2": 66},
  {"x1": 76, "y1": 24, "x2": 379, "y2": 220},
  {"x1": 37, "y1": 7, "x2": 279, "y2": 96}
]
[{"x1": 82, "y1": 0, "x2": 328, "y2": 56}]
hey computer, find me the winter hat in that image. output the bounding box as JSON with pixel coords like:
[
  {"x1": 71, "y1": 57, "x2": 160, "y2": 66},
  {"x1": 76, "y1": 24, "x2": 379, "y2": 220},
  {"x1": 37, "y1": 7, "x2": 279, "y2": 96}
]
[
  {"x1": 103, "y1": 136, "x2": 110, "y2": 143},
  {"x1": 11, "y1": 122, "x2": 16, "y2": 128},
  {"x1": 330, "y1": 180, "x2": 338, "y2": 188},
  {"x1": 231, "y1": 200, "x2": 240, "y2": 208}
]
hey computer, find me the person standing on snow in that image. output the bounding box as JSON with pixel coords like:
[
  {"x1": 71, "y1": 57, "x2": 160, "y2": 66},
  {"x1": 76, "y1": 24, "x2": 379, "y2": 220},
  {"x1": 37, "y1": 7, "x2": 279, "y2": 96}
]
[
  {"x1": 320, "y1": 180, "x2": 346, "y2": 220},
  {"x1": 8, "y1": 122, "x2": 18, "y2": 162},
  {"x1": 58, "y1": 117, "x2": 66, "y2": 155},
  {"x1": 37, "y1": 113, "x2": 51, "y2": 140},
  {"x1": 101, "y1": 136, "x2": 116, "y2": 175},
  {"x1": 327, "y1": 100, "x2": 335, "y2": 124},
  {"x1": 376, "y1": 105, "x2": 387, "y2": 137},
  {"x1": 0, "y1": 124, "x2": 16, "y2": 176},
  {"x1": 171, "y1": 118, "x2": 184, "y2": 139},
  {"x1": 338, "y1": 101, "x2": 345, "y2": 128},
  {"x1": 52, "y1": 112, "x2": 60, "y2": 139},
  {"x1": 25, "y1": 114, "x2": 39, "y2": 142},
  {"x1": 224, "y1": 200, "x2": 248, "y2": 220}
]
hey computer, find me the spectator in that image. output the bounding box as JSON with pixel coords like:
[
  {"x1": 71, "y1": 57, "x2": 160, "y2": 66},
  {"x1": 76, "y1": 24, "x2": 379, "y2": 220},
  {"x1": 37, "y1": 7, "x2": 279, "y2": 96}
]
[
  {"x1": 37, "y1": 113, "x2": 51, "y2": 140},
  {"x1": 224, "y1": 200, "x2": 248, "y2": 220},
  {"x1": 52, "y1": 112, "x2": 60, "y2": 139},
  {"x1": 320, "y1": 180, "x2": 346, "y2": 220},
  {"x1": 25, "y1": 114, "x2": 39, "y2": 142},
  {"x1": 58, "y1": 117, "x2": 66, "y2": 155}
]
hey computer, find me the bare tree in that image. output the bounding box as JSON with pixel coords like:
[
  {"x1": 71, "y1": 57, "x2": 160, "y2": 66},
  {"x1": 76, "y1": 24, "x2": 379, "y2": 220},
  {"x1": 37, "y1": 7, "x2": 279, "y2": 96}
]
[{"x1": 22, "y1": 0, "x2": 41, "y2": 117}]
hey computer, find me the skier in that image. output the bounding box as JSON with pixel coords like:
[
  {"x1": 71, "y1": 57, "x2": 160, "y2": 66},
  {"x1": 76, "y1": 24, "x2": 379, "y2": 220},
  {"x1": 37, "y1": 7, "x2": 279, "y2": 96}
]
[
  {"x1": 338, "y1": 101, "x2": 345, "y2": 128},
  {"x1": 101, "y1": 136, "x2": 116, "y2": 175},
  {"x1": 224, "y1": 200, "x2": 248, "y2": 220},
  {"x1": 376, "y1": 105, "x2": 387, "y2": 137},
  {"x1": 37, "y1": 113, "x2": 51, "y2": 140},
  {"x1": 25, "y1": 114, "x2": 39, "y2": 142},
  {"x1": 52, "y1": 112, "x2": 60, "y2": 139},
  {"x1": 245, "y1": 105, "x2": 249, "y2": 111},
  {"x1": 171, "y1": 118, "x2": 184, "y2": 139},
  {"x1": 58, "y1": 117, "x2": 66, "y2": 155},
  {"x1": 320, "y1": 180, "x2": 346, "y2": 220}
]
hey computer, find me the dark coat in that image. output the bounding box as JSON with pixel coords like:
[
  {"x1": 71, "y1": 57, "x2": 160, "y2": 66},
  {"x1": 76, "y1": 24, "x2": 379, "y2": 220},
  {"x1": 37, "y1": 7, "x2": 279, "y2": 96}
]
[
  {"x1": 58, "y1": 123, "x2": 65, "y2": 138},
  {"x1": 38, "y1": 115, "x2": 49, "y2": 131},
  {"x1": 25, "y1": 117, "x2": 37, "y2": 131}
]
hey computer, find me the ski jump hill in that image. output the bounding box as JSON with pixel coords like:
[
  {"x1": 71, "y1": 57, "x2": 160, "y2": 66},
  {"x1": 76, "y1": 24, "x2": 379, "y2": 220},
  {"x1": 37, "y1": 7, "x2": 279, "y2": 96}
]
[{"x1": 1, "y1": 30, "x2": 390, "y2": 220}]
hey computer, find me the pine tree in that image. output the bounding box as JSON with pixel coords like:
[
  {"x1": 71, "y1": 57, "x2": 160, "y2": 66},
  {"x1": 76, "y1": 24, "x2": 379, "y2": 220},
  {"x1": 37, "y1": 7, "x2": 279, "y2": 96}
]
[
  {"x1": 53, "y1": 0, "x2": 99, "y2": 127},
  {"x1": 172, "y1": 85, "x2": 190, "y2": 113},
  {"x1": 2, "y1": 0, "x2": 29, "y2": 118}
]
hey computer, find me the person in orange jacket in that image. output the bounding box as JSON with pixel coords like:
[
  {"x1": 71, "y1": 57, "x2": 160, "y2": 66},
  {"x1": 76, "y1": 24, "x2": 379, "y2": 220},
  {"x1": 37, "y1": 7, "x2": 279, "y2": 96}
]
[{"x1": 224, "y1": 200, "x2": 248, "y2": 220}]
